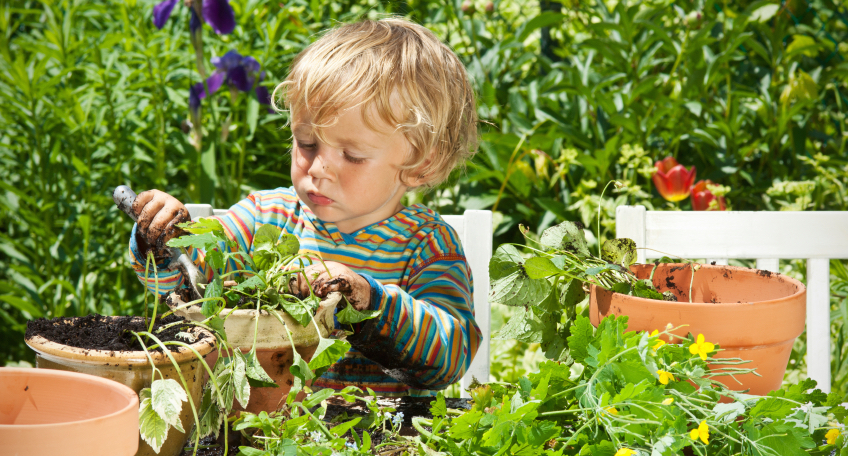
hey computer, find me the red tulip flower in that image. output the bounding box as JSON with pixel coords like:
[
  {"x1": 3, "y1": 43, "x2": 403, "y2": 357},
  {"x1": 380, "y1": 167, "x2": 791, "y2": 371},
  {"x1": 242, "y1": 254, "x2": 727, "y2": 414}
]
[
  {"x1": 690, "y1": 180, "x2": 727, "y2": 211},
  {"x1": 652, "y1": 157, "x2": 697, "y2": 202}
]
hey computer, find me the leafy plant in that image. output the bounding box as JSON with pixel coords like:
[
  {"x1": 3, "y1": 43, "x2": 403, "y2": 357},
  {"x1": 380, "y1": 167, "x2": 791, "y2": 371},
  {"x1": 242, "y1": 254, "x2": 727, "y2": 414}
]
[{"x1": 131, "y1": 217, "x2": 379, "y2": 453}]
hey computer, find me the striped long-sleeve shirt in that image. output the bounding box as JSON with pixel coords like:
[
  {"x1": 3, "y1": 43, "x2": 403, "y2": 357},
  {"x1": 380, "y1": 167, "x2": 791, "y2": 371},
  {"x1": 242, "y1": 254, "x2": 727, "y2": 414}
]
[{"x1": 129, "y1": 187, "x2": 482, "y2": 396}]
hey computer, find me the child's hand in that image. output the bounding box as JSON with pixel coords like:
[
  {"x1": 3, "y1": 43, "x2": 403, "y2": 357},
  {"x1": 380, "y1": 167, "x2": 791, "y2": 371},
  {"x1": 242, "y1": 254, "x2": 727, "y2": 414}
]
[
  {"x1": 132, "y1": 189, "x2": 191, "y2": 257},
  {"x1": 289, "y1": 261, "x2": 372, "y2": 311}
]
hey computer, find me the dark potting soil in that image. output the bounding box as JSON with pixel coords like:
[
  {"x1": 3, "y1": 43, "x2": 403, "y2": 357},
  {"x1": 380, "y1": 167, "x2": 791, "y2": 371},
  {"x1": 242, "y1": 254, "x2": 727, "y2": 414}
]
[
  {"x1": 25, "y1": 314, "x2": 206, "y2": 352},
  {"x1": 180, "y1": 425, "x2": 242, "y2": 456}
]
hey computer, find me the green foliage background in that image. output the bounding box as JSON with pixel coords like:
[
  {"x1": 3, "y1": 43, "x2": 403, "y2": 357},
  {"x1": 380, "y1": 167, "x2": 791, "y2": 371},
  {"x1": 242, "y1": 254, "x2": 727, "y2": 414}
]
[{"x1": 2, "y1": 0, "x2": 848, "y2": 395}]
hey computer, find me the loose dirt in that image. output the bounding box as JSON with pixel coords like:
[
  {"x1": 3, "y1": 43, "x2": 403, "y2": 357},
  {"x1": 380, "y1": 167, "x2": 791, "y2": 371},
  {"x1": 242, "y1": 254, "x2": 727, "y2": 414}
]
[{"x1": 26, "y1": 314, "x2": 205, "y2": 352}]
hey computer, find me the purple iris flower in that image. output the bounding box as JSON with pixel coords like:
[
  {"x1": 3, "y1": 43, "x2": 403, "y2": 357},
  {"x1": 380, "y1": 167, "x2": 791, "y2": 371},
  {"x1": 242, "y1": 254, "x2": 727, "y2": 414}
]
[
  {"x1": 195, "y1": 50, "x2": 272, "y2": 104},
  {"x1": 153, "y1": 0, "x2": 235, "y2": 35}
]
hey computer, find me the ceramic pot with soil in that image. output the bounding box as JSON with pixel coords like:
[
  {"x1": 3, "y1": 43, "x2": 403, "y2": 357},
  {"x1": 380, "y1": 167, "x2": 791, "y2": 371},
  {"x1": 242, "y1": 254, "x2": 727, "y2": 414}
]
[
  {"x1": 589, "y1": 263, "x2": 806, "y2": 396},
  {"x1": 167, "y1": 290, "x2": 341, "y2": 414},
  {"x1": 25, "y1": 314, "x2": 216, "y2": 456},
  {"x1": 0, "y1": 367, "x2": 139, "y2": 456}
]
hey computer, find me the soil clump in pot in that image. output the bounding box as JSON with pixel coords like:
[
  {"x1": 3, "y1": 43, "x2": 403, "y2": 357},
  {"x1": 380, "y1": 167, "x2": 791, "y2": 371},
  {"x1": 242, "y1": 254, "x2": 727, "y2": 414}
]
[{"x1": 25, "y1": 314, "x2": 205, "y2": 352}]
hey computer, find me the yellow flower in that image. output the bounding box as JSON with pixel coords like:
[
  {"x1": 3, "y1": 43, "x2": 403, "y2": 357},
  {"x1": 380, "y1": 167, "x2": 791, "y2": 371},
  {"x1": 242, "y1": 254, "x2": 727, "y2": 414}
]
[
  {"x1": 650, "y1": 330, "x2": 666, "y2": 350},
  {"x1": 657, "y1": 370, "x2": 676, "y2": 385},
  {"x1": 662, "y1": 398, "x2": 674, "y2": 405},
  {"x1": 689, "y1": 420, "x2": 709, "y2": 444},
  {"x1": 826, "y1": 428, "x2": 840, "y2": 445},
  {"x1": 614, "y1": 449, "x2": 636, "y2": 456},
  {"x1": 605, "y1": 406, "x2": 619, "y2": 415},
  {"x1": 689, "y1": 334, "x2": 715, "y2": 361}
]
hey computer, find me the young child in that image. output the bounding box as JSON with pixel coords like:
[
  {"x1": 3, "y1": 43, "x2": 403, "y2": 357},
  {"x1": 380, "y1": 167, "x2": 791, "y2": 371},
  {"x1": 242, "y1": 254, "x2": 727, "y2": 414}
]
[{"x1": 129, "y1": 18, "x2": 481, "y2": 397}]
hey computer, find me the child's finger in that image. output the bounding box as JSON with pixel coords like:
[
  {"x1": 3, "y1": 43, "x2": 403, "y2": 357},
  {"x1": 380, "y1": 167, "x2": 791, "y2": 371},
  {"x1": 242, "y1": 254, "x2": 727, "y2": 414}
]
[{"x1": 136, "y1": 196, "x2": 166, "y2": 239}]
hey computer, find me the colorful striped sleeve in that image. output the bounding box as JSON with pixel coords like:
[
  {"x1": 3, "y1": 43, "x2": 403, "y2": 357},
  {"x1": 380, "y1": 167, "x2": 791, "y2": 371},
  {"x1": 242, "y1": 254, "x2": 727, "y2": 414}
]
[{"x1": 346, "y1": 223, "x2": 482, "y2": 390}]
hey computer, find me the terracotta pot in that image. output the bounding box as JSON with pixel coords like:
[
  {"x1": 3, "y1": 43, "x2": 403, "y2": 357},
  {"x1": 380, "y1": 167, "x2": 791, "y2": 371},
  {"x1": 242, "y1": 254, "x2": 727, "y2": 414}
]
[
  {"x1": 0, "y1": 367, "x2": 138, "y2": 456},
  {"x1": 589, "y1": 263, "x2": 806, "y2": 396},
  {"x1": 25, "y1": 320, "x2": 216, "y2": 456},
  {"x1": 167, "y1": 291, "x2": 340, "y2": 413}
]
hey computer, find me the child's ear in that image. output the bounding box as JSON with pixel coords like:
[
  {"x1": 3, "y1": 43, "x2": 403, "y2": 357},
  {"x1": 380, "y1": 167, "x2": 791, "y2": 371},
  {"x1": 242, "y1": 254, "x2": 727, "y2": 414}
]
[{"x1": 404, "y1": 157, "x2": 432, "y2": 188}]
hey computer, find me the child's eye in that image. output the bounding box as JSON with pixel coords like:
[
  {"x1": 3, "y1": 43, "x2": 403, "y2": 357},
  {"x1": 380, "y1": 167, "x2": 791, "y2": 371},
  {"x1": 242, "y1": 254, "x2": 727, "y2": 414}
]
[
  {"x1": 296, "y1": 140, "x2": 317, "y2": 151},
  {"x1": 343, "y1": 153, "x2": 366, "y2": 164}
]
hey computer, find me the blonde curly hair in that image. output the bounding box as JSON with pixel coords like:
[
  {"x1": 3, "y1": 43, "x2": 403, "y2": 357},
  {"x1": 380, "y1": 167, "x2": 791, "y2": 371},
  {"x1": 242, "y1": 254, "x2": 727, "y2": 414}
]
[{"x1": 272, "y1": 18, "x2": 478, "y2": 188}]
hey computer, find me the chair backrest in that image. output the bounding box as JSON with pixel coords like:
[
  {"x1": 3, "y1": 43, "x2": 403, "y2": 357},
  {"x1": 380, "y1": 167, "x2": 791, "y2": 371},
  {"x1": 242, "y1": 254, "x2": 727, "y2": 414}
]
[
  {"x1": 186, "y1": 204, "x2": 492, "y2": 397},
  {"x1": 616, "y1": 205, "x2": 848, "y2": 393}
]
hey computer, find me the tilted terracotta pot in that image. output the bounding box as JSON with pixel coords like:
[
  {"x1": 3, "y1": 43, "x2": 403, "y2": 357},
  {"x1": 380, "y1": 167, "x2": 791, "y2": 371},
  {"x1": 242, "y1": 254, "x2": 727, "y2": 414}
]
[
  {"x1": 167, "y1": 291, "x2": 340, "y2": 413},
  {"x1": 589, "y1": 263, "x2": 806, "y2": 396},
  {"x1": 25, "y1": 320, "x2": 216, "y2": 456},
  {"x1": 0, "y1": 367, "x2": 138, "y2": 456}
]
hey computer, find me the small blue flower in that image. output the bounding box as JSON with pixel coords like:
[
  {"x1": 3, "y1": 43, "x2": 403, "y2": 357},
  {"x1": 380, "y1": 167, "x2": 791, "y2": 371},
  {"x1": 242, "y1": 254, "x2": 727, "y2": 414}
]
[
  {"x1": 345, "y1": 441, "x2": 359, "y2": 450},
  {"x1": 392, "y1": 411, "x2": 404, "y2": 428},
  {"x1": 309, "y1": 430, "x2": 325, "y2": 443}
]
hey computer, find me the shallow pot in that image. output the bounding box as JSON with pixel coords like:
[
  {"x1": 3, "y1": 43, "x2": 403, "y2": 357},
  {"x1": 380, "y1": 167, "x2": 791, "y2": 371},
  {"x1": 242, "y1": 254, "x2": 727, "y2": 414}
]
[
  {"x1": 0, "y1": 367, "x2": 138, "y2": 456},
  {"x1": 167, "y1": 291, "x2": 340, "y2": 413},
  {"x1": 589, "y1": 263, "x2": 806, "y2": 396},
  {"x1": 25, "y1": 319, "x2": 216, "y2": 456}
]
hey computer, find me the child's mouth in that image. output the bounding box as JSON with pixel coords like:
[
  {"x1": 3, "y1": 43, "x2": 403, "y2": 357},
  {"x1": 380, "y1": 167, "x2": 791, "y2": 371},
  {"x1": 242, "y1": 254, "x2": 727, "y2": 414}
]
[{"x1": 307, "y1": 192, "x2": 334, "y2": 206}]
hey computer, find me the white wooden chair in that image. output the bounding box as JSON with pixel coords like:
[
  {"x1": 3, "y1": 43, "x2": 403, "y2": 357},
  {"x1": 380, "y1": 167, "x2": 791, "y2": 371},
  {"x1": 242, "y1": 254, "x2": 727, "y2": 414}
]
[
  {"x1": 186, "y1": 204, "x2": 492, "y2": 398},
  {"x1": 617, "y1": 205, "x2": 848, "y2": 393}
]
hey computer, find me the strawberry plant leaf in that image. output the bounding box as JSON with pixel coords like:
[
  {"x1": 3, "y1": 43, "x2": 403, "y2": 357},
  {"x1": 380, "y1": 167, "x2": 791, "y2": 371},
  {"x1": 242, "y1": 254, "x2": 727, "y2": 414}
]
[
  {"x1": 203, "y1": 275, "x2": 223, "y2": 301},
  {"x1": 567, "y1": 315, "x2": 594, "y2": 364},
  {"x1": 178, "y1": 218, "x2": 226, "y2": 237}
]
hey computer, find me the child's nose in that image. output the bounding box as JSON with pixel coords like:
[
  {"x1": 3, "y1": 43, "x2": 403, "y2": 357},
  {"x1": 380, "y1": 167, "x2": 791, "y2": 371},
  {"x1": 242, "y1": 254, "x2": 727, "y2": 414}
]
[{"x1": 306, "y1": 151, "x2": 333, "y2": 180}]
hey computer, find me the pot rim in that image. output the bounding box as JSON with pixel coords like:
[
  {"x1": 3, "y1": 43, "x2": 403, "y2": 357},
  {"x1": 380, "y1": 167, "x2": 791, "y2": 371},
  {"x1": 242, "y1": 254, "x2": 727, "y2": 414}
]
[
  {"x1": 25, "y1": 317, "x2": 216, "y2": 366},
  {"x1": 0, "y1": 367, "x2": 138, "y2": 429},
  {"x1": 591, "y1": 263, "x2": 806, "y2": 307}
]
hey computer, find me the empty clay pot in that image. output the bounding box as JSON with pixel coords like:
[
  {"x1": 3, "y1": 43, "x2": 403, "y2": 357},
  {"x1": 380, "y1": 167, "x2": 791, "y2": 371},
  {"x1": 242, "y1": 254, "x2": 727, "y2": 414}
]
[
  {"x1": 25, "y1": 320, "x2": 216, "y2": 456},
  {"x1": 168, "y1": 291, "x2": 340, "y2": 413},
  {"x1": 0, "y1": 367, "x2": 139, "y2": 456},
  {"x1": 589, "y1": 263, "x2": 806, "y2": 396}
]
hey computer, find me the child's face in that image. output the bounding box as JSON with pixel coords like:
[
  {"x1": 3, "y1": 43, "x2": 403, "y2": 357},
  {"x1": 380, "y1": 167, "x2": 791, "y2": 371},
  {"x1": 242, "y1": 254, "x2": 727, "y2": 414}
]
[{"x1": 291, "y1": 103, "x2": 420, "y2": 234}]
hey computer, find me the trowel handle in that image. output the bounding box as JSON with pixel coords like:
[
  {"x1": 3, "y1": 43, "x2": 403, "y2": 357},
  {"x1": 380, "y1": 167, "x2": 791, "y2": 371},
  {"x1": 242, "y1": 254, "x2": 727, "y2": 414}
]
[{"x1": 113, "y1": 185, "x2": 139, "y2": 222}]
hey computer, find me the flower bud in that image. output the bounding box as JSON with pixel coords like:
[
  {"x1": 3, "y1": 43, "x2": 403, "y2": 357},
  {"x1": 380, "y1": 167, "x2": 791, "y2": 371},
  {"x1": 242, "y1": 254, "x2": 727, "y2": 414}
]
[
  {"x1": 461, "y1": 1, "x2": 475, "y2": 15},
  {"x1": 485, "y1": 1, "x2": 495, "y2": 14}
]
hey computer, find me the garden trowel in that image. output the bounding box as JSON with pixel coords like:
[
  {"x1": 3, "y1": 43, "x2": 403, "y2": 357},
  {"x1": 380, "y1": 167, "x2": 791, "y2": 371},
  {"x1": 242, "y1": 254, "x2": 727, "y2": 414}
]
[{"x1": 112, "y1": 185, "x2": 206, "y2": 301}]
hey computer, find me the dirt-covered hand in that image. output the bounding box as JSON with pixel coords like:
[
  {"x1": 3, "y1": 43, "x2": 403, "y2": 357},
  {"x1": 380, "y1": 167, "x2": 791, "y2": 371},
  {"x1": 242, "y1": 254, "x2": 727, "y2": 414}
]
[
  {"x1": 289, "y1": 261, "x2": 372, "y2": 311},
  {"x1": 132, "y1": 189, "x2": 190, "y2": 258}
]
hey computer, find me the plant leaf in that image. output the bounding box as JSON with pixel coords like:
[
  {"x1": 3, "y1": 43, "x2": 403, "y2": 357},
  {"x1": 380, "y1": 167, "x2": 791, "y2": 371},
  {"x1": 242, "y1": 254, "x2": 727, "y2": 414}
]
[
  {"x1": 167, "y1": 232, "x2": 222, "y2": 251},
  {"x1": 254, "y1": 224, "x2": 283, "y2": 250},
  {"x1": 232, "y1": 351, "x2": 251, "y2": 408},
  {"x1": 601, "y1": 238, "x2": 636, "y2": 266},
  {"x1": 302, "y1": 388, "x2": 335, "y2": 409},
  {"x1": 540, "y1": 221, "x2": 591, "y2": 258},
  {"x1": 523, "y1": 256, "x2": 562, "y2": 279},
  {"x1": 244, "y1": 350, "x2": 278, "y2": 388},
  {"x1": 233, "y1": 273, "x2": 266, "y2": 292},
  {"x1": 308, "y1": 338, "x2": 351, "y2": 371},
  {"x1": 275, "y1": 234, "x2": 300, "y2": 257},
  {"x1": 139, "y1": 388, "x2": 170, "y2": 453},
  {"x1": 336, "y1": 301, "x2": 381, "y2": 324},
  {"x1": 280, "y1": 299, "x2": 312, "y2": 327},
  {"x1": 151, "y1": 378, "x2": 186, "y2": 433}
]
